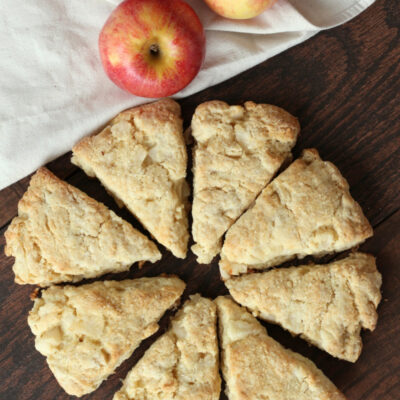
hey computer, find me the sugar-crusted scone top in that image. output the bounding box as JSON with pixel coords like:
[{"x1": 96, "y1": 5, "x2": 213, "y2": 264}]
[
  {"x1": 226, "y1": 252, "x2": 382, "y2": 362},
  {"x1": 191, "y1": 100, "x2": 300, "y2": 264},
  {"x1": 4, "y1": 168, "x2": 161, "y2": 286},
  {"x1": 72, "y1": 98, "x2": 189, "y2": 259},
  {"x1": 220, "y1": 148, "x2": 373, "y2": 279},
  {"x1": 28, "y1": 277, "x2": 185, "y2": 397},
  {"x1": 215, "y1": 296, "x2": 346, "y2": 400},
  {"x1": 113, "y1": 294, "x2": 221, "y2": 400}
]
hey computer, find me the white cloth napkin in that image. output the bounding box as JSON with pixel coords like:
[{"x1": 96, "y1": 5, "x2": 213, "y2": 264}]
[{"x1": 0, "y1": 0, "x2": 374, "y2": 190}]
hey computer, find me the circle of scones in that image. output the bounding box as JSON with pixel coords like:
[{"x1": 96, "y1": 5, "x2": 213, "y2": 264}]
[{"x1": 4, "y1": 99, "x2": 381, "y2": 399}]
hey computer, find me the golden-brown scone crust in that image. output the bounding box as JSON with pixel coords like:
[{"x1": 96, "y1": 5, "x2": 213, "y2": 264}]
[
  {"x1": 220, "y1": 149, "x2": 373, "y2": 279},
  {"x1": 191, "y1": 100, "x2": 300, "y2": 263},
  {"x1": 72, "y1": 98, "x2": 189, "y2": 258},
  {"x1": 215, "y1": 296, "x2": 346, "y2": 400},
  {"x1": 113, "y1": 294, "x2": 221, "y2": 400},
  {"x1": 28, "y1": 276, "x2": 185, "y2": 397},
  {"x1": 226, "y1": 252, "x2": 382, "y2": 362},
  {"x1": 4, "y1": 168, "x2": 161, "y2": 286}
]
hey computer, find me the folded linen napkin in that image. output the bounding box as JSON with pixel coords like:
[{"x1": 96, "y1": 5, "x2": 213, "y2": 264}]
[{"x1": 0, "y1": 0, "x2": 374, "y2": 190}]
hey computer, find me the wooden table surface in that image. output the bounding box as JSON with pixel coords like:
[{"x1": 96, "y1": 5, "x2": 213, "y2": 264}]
[{"x1": 1, "y1": 0, "x2": 399, "y2": 399}]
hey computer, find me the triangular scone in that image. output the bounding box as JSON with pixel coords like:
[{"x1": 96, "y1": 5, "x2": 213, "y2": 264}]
[
  {"x1": 113, "y1": 294, "x2": 221, "y2": 400},
  {"x1": 215, "y1": 296, "x2": 346, "y2": 400},
  {"x1": 191, "y1": 101, "x2": 300, "y2": 263},
  {"x1": 220, "y1": 149, "x2": 373, "y2": 279},
  {"x1": 28, "y1": 276, "x2": 185, "y2": 397},
  {"x1": 226, "y1": 252, "x2": 382, "y2": 362},
  {"x1": 4, "y1": 168, "x2": 161, "y2": 286},
  {"x1": 72, "y1": 99, "x2": 189, "y2": 258}
]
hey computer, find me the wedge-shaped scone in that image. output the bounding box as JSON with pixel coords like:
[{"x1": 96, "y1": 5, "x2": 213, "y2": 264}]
[
  {"x1": 220, "y1": 149, "x2": 373, "y2": 279},
  {"x1": 72, "y1": 99, "x2": 189, "y2": 258},
  {"x1": 4, "y1": 168, "x2": 161, "y2": 286},
  {"x1": 28, "y1": 276, "x2": 185, "y2": 397},
  {"x1": 215, "y1": 296, "x2": 346, "y2": 400},
  {"x1": 191, "y1": 101, "x2": 300, "y2": 263},
  {"x1": 114, "y1": 294, "x2": 220, "y2": 400},
  {"x1": 227, "y1": 252, "x2": 382, "y2": 362}
]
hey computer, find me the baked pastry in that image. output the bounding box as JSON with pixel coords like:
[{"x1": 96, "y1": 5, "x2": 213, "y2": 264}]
[
  {"x1": 220, "y1": 149, "x2": 373, "y2": 279},
  {"x1": 191, "y1": 101, "x2": 300, "y2": 263},
  {"x1": 28, "y1": 276, "x2": 185, "y2": 397},
  {"x1": 4, "y1": 168, "x2": 161, "y2": 286},
  {"x1": 226, "y1": 252, "x2": 382, "y2": 362},
  {"x1": 72, "y1": 98, "x2": 189, "y2": 258},
  {"x1": 215, "y1": 296, "x2": 346, "y2": 400},
  {"x1": 113, "y1": 294, "x2": 220, "y2": 400}
]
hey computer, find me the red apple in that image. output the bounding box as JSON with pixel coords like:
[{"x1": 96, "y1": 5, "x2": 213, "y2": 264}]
[
  {"x1": 99, "y1": 0, "x2": 205, "y2": 98},
  {"x1": 204, "y1": 0, "x2": 276, "y2": 19}
]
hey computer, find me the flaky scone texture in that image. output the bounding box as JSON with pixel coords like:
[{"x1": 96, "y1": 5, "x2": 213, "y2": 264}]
[
  {"x1": 191, "y1": 100, "x2": 300, "y2": 263},
  {"x1": 114, "y1": 294, "x2": 221, "y2": 400},
  {"x1": 72, "y1": 98, "x2": 189, "y2": 258},
  {"x1": 28, "y1": 276, "x2": 185, "y2": 397},
  {"x1": 220, "y1": 149, "x2": 373, "y2": 279},
  {"x1": 227, "y1": 252, "x2": 382, "y2": 362},
  {"x1": 4, "y1": 168, "x2": 161, "y2": 286},
  {"x1": 215, "y1": 296, "x2": 346, "y2": 400}
]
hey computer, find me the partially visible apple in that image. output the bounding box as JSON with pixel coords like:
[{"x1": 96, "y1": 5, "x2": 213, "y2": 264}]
[
  {"x1": 99, "y1": 0, "x2": 205, "y2": 98},
  {"x1": 204, "y1": 0, "x2": 276, "y2": 19}
]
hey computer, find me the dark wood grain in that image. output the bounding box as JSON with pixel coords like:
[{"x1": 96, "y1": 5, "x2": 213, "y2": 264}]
[{"x1": 0, "y1": 0, "x2": 399, "y2": 399}]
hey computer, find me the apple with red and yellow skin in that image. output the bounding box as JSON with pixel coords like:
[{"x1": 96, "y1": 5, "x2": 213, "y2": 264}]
[
  {"x1": 204, "y1": 0, "x2": 276, "y2": 19},
  {"x1": 99, "y1": 0, "x2": 205, "y2": 98}
]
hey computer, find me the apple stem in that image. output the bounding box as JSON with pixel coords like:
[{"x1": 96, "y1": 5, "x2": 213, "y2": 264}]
[{"x1": 149, "y1": 44, "x2": 160, "y2": 57}]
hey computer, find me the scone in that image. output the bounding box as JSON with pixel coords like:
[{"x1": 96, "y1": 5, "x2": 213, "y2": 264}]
[
  {"x1": 28, "y1": 276, "x2": 185, "y2": 397},
  {"x1": 113, "y1": 294, "x2": 220, "y2": 400},
  {"x1": 215, "y1": 296, "x2": 346, "y2": 400},
  {"x1": 191, "y1": 101, "x2": 300, "y2": 263},
  {"x1": 220, "y1": 149, "x2": 373, "y2": 279},
  {"x1": 72, "y1": 98, "x2": 189, "y2": 258},
  {"x1": 4, "y1": 168, "x2": 161, "y2": 286},
  {"x1": 226, "y1": 252, "x2": 382, "y2": 362}
]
